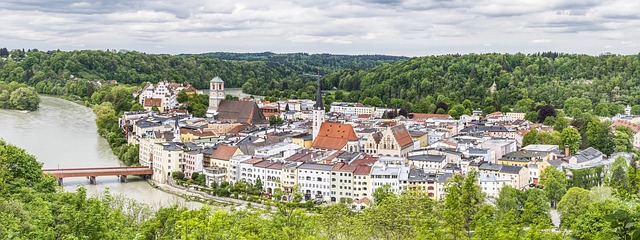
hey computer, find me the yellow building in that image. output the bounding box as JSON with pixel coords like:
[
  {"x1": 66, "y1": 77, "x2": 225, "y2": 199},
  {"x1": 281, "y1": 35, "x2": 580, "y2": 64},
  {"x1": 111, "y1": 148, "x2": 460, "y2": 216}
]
[
  {"x1": 292, "y1": 134, "x2": 313, "y2": 149},
  {"x1": 409, "y1": 131, "x2": 428, "y2": 148}
]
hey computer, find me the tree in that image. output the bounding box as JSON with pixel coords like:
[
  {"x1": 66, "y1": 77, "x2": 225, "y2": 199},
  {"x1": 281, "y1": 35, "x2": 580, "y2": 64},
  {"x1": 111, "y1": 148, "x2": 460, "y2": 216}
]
[
  {"x1": 435, "y1": 101, "x2": 449, "y2": 113},
  {"x1": 443, "y1": 169, "x2": 483, "y2": 238},
  {"x1": 521, "y1": 188, "x2": 551, "y2": 226},
  {"x1": 539, "y1": 166, "x2": 568, "y2": 208},
  {"x1": 557, "y1": 187, "x2": 592, "y2": 229},
  {"x1": 564, "y1": 97, "x2": 592, "y2": 117},
  {"x1": 586, "y1": 119, "x2": 615, "y2": 155},
  {"x1": 554, "y1": 117, "x2": 570, "y2": 132},
  {"x1": 515, "y1": 98, "x2": 535, "y2": 112},
  {"x1": 254, "y1": 177, "x2": 264, "y2": 196},
  {"x1": 614, "y1": 126, "x2": 633, "y2": 153},
  {"x1": 536, "y1": 104, "x2": 556, "y2": 123},
  {"x1": 560, "y1": 127, "x2": 581, "y2": 155},
  {"x1": 9, "y1": 87, "x2": 40, "y2": 111},
  {"x1": 522, "y1": 129, "x2": 538, "y2": 147},
  {"x1": 372, "y1": 184, "x2": 395, "y2": 205},
  {"x1": 269, "y1": 115, "x2": 284, "y2": 128},
  {"x1": 130, "y1": 103, "x2": 144, "y2": 111},
  {"x1": 176, "y1": 90, "x2": 189, "y2": 103}
]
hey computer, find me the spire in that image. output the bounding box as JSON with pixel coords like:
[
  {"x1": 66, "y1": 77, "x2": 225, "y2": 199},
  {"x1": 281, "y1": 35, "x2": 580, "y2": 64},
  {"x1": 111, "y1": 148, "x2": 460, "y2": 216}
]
[{"x1": 313, "y1": 80, "x2": 324, "y2": 110}]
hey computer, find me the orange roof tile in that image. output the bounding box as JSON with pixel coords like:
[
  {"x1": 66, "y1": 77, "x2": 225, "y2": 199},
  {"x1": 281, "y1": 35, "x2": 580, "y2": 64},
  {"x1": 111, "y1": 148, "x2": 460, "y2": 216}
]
[
  {"x1": 211, "y1": 145, "x2": 238, "y2": 161},
  {"x1": 391, "y1": 125, "x2": 413, "y2": 148},
  {"x1": 311, "y1": 123, "x2": 358, "y2": 150},
  {"x1": 143, "y1": 98, "x2": 162, "y2": 107}
]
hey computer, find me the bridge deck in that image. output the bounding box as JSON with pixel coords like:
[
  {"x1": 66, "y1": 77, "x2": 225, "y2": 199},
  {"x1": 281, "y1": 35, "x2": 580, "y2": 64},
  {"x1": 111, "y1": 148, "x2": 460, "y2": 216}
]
[{"x1": 43, "y1": 166, "x2": 153, "y2": 178}]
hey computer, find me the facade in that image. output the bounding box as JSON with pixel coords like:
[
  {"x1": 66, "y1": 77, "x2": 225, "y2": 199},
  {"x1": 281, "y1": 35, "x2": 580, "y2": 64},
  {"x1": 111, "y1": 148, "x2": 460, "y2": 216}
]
[
  {"x1": 364, "y1": 125, "x2": 415, "y2": 157},
  {"x1": 407, "y1": 154, "x2": 447, "y2": 173},
  {"x1": 297, "y1": 163, "x2": 333, "y2": 202},
  {"x1": 183, "y1": 150, "x2": 203, "y2": 179},
  {"x1": 207, "y1": 77, "x2": 225, "y2": 117},
  {"x1": 312, "y1": 80, "x2": 325, "y2": 141}
]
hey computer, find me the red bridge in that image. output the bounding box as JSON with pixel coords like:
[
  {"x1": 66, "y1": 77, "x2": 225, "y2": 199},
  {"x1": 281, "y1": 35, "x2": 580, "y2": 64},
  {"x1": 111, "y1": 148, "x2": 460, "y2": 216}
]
[{"x1": 42, "y1": 166, "x2": 153, "y2": 186}]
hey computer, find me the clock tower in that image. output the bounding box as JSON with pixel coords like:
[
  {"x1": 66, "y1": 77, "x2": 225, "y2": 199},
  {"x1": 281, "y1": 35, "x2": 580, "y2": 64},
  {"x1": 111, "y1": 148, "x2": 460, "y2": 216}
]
[{"x1": 207, "y1": 76, "x2": 225, "y2": 117}]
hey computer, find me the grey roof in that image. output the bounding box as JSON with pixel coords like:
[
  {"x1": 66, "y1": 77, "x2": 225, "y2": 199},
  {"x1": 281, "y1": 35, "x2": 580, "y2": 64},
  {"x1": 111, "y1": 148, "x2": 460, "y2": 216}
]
[
  {"x1": 468, "y1": 148, "x2": 489, "y2": 155},
  {"x1": 573, "y1": 147, "x2": 603, "y2": 163},
  {"x1": 408, "y1": 154, "x2": 446, "y2": 163},
  {"x1": 211, "y1": 76, "x2": 224, "y2": 83},
  {"x1": 460, "y1": 125, "x2": 514, "y2": 133},
  {"x1": 336, "y1": 151, "x2": 361, "y2": 162},
  {"x1": 499, "y1": 165, "x2": 523, "y2": 174},
  {"x1": 478, "y1": 162, "x2": 503, "y2": 172},
  {"x1": 547, "y1": 159, "x2": 564, "y2": 167},
  {"x1": 313, "y1": 80, "x2": 324, "y2": 110},
  {"x1": 298, "y1": 163, "x2": 334, "y2": 171},
  {"x1": 437, "y1": 172, "x2": 453, "y2": 183},
  {"x1": 408, "y1": 168, "x2": 427, "y2": 182}
]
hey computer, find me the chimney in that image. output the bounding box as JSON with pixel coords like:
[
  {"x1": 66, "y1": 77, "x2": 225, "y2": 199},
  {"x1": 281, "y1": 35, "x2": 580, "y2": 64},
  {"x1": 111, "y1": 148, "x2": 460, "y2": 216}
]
[{"x1": 564, "y1": 145, "x2": 570, "y2": 157}]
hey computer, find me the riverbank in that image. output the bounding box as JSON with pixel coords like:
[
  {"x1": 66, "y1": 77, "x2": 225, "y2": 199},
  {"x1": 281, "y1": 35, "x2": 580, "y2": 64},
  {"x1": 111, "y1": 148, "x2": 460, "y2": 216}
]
[{"x1": 148, "y1": 179, "x2": 270, "y2": 210}]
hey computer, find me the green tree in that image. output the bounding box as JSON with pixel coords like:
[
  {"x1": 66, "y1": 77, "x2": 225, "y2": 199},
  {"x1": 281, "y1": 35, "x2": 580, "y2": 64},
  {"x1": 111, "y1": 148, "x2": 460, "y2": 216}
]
[
  {"x1": 557, "y1": 187, "x2": 592, "y2": 229},
  {"x1": 9, "y1": 87, "x2": 40, "y2": 111},
  {"x1": 540, "y1": 166, "x2": 568, "y2": 208},
  {"x1": 554, "y1": 117, "x2": 570, "y2": 133},
  {"x1": 560, "y1": 127, "x2": 581, "y2": 155},
  {"x1": 586, "y1": 119, "x2": 615, "y2": 155}
]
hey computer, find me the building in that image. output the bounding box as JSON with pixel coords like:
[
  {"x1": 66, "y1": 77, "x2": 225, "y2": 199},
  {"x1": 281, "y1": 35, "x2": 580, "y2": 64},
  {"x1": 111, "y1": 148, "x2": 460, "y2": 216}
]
[
  {"x1": 311, "y1": 122, "x2": 360, "y2": 152},
  {"x1": 364, "y1": 125, "x2": 415, "y2": 157},
  {"x1": 312, "y1": 80, "x2": 326, "y2": 141},
  {"x1": 206, "y1": 76, "x2": 268, "y2": 125},
  {"x1": 297, "y1": 163, "x2": 333, "y2": 202},
  {"x1": 407, "y1": 154, "x2": 447, "y2": 173},
  {"x1": 183, "y1": 150, "x2": 203, "y2": 179},
  {"x1": 478, "y1": 172, "x2": 512, "y2": 198},
  {"x1": 370, "y1": 163, "x2": 410, "y2": 198}
]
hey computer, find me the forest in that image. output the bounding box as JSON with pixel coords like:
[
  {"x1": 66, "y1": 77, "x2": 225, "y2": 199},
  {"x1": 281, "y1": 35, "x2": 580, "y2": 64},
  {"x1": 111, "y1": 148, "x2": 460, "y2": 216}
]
[
  {"x1": 3, "y1": 139, "x2": 640, "y2": 239},
  {"x1": 5, "y1": 49, "x2": 640, "y2": 119},
  {"x1": 320, "y1": 52, "x2": 640, "y2": 116}
]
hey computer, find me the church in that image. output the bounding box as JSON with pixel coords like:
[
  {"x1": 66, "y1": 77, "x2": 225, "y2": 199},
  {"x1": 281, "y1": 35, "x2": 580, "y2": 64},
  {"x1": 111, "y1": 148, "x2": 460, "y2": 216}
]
[{"x1": 206, "y1": 77, "x2": 268, "y2": 126}]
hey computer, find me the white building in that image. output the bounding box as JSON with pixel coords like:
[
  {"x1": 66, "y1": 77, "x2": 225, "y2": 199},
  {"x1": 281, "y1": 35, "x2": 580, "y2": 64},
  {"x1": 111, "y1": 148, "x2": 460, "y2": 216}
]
[
  {"x1": 370, "y1": 162, "x2": 410, "y2": 197},
  {"x1": 478, "y1": 172, "x2": 512, "y2": 198},
  {"x1": 297, "y1": 163, "x2": 333, "y2": 202}
]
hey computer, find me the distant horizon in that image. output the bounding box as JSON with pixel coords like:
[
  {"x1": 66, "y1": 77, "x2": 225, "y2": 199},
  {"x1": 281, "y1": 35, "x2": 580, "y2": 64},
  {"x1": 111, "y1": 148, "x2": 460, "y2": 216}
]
[{"x1": 4, "y1": 48, "x2": 639, "y2": 58}]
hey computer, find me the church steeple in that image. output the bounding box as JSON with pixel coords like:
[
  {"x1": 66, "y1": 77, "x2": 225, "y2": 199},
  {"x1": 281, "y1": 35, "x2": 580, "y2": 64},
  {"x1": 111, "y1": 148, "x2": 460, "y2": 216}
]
[
  {"x1": 207, "y1": 76, "x2": 225, "y2": 118},
  {"x1": 312, "y1": 80, "x2": 325, "y2": 142},
  {"x1": 313, "y1": 80, "x2": 324, "y2": 110}
]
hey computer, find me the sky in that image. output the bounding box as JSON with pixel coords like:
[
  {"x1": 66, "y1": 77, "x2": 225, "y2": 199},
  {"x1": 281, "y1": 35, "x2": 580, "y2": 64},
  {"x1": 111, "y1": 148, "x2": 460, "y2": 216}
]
[{"x1": 0, "y1": 0, "x2": 639, "y2": 56}]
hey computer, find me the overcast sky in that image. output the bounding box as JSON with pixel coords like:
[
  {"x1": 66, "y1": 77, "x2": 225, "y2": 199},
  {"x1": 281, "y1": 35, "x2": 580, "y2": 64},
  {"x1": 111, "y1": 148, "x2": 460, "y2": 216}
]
[{"x1": 1, "y1": 0, "x2": 639, "y2": 56}]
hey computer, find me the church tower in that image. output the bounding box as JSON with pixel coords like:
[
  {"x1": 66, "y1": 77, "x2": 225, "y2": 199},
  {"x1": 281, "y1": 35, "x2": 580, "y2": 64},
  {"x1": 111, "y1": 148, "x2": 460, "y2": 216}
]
[
  {"x1": 207, "y1": 76, "x2": 225, "y2": 118},
  {"x1": 312, "y1": 80, "x2": 325, "y2": 141}
]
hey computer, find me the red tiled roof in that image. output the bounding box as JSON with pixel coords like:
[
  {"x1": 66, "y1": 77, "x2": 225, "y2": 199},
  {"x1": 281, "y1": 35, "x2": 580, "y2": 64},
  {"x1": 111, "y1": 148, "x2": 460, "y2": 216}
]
[
  {"x1": 391, "y1": 125, "x2": 413, "y2": 148},
  {"x1": 211, "y1": 145, "x2": 238, "y2": 161},
  {"x1": 144, "y1": 98, "x2": 162, "y2": 107},
  {"x1": 354, "y1": 165, "x2": 372, "y2": 175},
  {"x1": 311, "y1": 123, "x2": 358, "y2": 150},
  {"x1": 612, "y1": 120, "x2": 640, "y2": 133}
]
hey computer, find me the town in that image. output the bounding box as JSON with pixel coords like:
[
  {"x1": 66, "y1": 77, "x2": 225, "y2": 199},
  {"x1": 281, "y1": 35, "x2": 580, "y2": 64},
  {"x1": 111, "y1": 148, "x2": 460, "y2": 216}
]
[{"x1": 119, "y1": 76, "x2": 637, "y2": 209}]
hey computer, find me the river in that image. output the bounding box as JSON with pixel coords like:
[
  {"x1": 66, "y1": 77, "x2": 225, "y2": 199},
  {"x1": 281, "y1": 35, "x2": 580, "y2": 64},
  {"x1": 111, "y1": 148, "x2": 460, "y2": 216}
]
[{"x1": 0, "y1": 96, "x2": 201, "y2": 209}]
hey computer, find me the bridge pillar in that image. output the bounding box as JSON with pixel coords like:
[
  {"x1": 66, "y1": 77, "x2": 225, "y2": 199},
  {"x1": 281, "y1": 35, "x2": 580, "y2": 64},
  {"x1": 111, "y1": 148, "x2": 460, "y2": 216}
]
[
  {"x1": 89, "y1": 176, "x2": 97, "y2": 185},
  {"x1": 57, "y1": 178, "x2": 63, "y2": 186},
  {"x1": 119, "y1": 175, "x2": 128, "y2": 183}
]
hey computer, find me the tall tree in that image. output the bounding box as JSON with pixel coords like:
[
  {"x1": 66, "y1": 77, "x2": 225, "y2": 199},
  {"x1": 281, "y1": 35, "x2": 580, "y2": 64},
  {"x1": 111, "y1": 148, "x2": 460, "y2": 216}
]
[
  {"x1": 540, "y1": 166, "x2": 568, "y2": 208},
  {"x1": 560, "y1": 127, "x2": 581, "y2": 155}
]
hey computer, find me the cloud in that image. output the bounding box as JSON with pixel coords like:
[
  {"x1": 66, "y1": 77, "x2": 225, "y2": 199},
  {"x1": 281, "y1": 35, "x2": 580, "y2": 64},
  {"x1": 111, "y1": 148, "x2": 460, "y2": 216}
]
[
  {"x1": 0, "y1": 0, "x2": 639, "y2": 55},
  {"x1": 531, "y1": 39, "x2": 551, "y2": 43}
]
